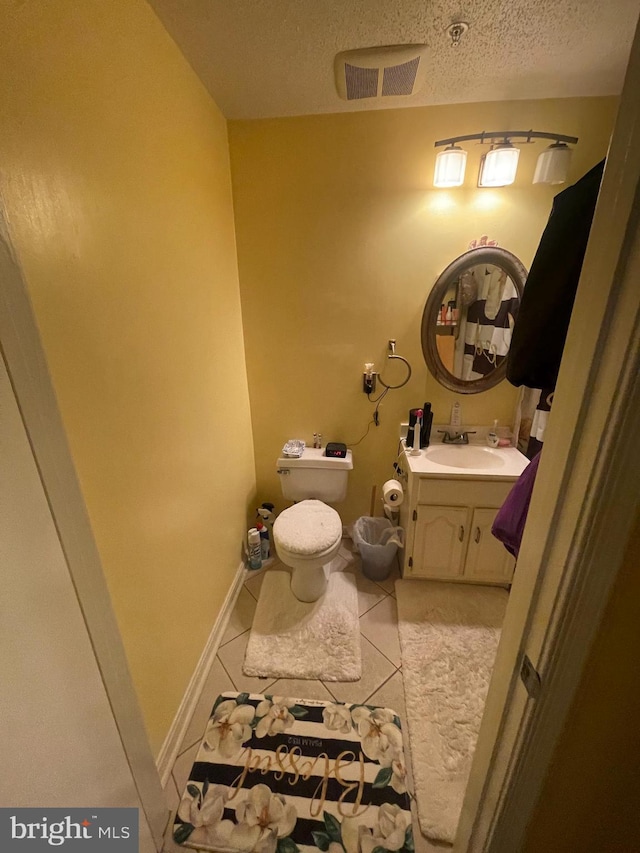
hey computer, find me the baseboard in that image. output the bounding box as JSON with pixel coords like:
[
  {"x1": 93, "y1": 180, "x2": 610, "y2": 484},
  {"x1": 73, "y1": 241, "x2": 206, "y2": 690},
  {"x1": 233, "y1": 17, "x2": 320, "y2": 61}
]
[{"x1": 156, "y1": 559, "x2": 247, "y2": 788}]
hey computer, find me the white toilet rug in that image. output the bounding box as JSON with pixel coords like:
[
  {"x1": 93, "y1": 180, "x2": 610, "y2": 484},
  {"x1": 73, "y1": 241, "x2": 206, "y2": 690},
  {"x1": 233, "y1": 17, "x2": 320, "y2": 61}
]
[
  {"x1": 395, "y1": 580, "x2": 507, "y2": 845},
  {"x1": 173, "y1": 691, "x2": 412, "y2": 853},
  {"x1": 243, "y1": 570, "x2": 361, "y2": 681}
]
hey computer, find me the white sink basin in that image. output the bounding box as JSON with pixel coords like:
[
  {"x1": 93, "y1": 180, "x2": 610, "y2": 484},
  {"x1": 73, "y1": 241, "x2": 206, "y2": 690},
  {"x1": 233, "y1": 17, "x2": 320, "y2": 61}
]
[
  {"x1": 404, "y1": 443, "x2": 529, "y2": 478},
  {"x1": 426, "y1": 446, "x2": 506, "y2": 470}
]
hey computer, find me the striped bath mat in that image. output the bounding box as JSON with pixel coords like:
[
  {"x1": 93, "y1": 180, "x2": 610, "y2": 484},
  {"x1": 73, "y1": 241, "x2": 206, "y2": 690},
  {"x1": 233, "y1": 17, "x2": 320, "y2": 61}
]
[{"x1": 173, "y1": 692, "x2": 413, "y2": 853}]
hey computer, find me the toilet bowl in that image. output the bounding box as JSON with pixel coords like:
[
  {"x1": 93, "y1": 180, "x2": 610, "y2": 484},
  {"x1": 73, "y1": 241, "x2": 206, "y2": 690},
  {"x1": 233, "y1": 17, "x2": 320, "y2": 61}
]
[{"x1": 273, "y1": 500, "x2": 343, "y2": 602}]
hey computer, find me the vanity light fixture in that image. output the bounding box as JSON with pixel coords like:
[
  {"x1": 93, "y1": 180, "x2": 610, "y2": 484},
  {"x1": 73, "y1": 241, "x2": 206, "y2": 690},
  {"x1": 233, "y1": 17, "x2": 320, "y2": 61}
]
[
  {"x1": 478, "y1": 141, "x2": 520, "y2": 187},
  {"x1": 433, "y1": 130, "x2": 578, "y2": 188},
  {"x1": 433, "y1": 144, "x2": 467, "y2": 187},
  {"x1": 533, "y1": 142, "x2": 572, "y2": 184}
]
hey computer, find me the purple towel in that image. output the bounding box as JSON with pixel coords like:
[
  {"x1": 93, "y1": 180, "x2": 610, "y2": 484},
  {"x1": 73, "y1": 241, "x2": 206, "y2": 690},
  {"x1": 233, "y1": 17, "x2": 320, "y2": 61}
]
[{"x1": 492, "y1": 451, "x2": 541, "y2": 558}]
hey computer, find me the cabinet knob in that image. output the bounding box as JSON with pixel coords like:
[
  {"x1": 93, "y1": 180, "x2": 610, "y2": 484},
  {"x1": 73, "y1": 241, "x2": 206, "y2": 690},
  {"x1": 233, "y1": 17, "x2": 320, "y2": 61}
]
[
  {"x1": 475, "y1": 527, "x2": 481, "y2": 543},
  {"x1": 459, "y1": 525, "x2": 465, "y2": 542}
]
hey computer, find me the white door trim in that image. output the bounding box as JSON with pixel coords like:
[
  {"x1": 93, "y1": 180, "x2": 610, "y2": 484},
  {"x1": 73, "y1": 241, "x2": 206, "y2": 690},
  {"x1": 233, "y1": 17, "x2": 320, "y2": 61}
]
[
  {"x1": 455, "y1": 21, "x2": 640, "y2": 852},
  {"x1": 0, "y1": 213, "x2": 167, "y2": 848}
]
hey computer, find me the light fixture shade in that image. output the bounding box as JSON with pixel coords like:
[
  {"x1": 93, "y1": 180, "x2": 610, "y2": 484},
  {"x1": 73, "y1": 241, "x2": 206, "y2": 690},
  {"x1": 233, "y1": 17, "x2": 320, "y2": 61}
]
[
  {"x1": 533, "y1": 143, "x2": 572, "y2": 184},
  {"x1": 434, "y1": 145, "x2": 467, "y2": 187},
  {"x1": 478, "y1": 143, "x2": 520, "y2": 187}
]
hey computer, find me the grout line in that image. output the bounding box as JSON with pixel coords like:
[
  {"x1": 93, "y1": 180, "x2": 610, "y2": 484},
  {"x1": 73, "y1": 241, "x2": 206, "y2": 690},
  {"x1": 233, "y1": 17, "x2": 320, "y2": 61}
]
[
  {"x1": 217, "y1": 656, "x2": 238, "y2": 691},
  {"x1": 244, "y1": 583, "x2": 258, "y2": 602},
  {"x1": 360, "y1": 630, "x2": 402, "y2": 671},
  {"x1": 373, "y1": 579, "x2": 399, "y2": 597},
  {"x1": 176, "y1": 736, "x2": 202, "y2": 758},
  {"x1": 362, "y1": 668, "x2": 399, "y2": 705},
  {"x1": 171, "y1": 774, "x2": 180, "y2": 800},
  {"x1": 357, "y1": 592, "x2": 390, "y2": 619},
  {"x1": 320, "y1": 680, "x2": 338, "y2": 702},
  {"x1": 254, "y1": 678, "x2": 278, "y2": 695},
  {"x1": 171, "y1": 769, "x2": 183, "y2": 801},
  {"x1": 218, "y1": 627, "x2": 250, "y2": 649}
]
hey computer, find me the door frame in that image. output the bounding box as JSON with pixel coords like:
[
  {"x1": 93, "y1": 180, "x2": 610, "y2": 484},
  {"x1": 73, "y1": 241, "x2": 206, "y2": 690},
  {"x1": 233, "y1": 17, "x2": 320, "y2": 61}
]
[
  {"x1": 455, "y1": 18, "x2": 640, "y2": 852},
  {"x1": 0, "y1": 213, "x2": 167, "y2": 848}
]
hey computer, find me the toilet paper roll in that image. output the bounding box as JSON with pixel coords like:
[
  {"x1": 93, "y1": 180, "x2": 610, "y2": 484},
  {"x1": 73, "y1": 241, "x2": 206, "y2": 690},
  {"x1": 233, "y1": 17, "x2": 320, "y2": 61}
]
[{"x1": 382, "y1": 479, "x2": 404, "y2": 507}]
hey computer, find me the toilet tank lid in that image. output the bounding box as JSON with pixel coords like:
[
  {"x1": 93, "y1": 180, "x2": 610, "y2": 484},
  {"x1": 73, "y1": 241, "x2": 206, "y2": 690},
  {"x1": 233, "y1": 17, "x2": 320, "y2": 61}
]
[{"x1": 276, "y1": 448, "x2": 353, "y2": 470}]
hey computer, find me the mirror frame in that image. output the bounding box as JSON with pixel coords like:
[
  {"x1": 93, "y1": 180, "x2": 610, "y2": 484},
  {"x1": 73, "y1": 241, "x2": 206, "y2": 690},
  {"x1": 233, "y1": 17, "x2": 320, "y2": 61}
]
[{"x1": 421, "y1": 247, "x2": 528, "y2": 394}]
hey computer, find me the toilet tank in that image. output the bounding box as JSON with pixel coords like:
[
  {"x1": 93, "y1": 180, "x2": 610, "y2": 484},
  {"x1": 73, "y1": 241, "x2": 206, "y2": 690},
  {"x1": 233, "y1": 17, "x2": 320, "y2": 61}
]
[{"x1": 276, "y1": 448, "x2": 353, "y2": 502}]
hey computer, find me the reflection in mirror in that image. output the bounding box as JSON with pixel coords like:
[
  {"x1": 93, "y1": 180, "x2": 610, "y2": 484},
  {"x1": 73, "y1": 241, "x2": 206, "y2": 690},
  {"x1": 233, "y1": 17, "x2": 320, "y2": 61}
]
[
  {"x1": 436, "y1": 264, "x2": 520, "y2": 379},
  {"x1": 422, "y1": 248, "x2": 527, "y2": 394}
]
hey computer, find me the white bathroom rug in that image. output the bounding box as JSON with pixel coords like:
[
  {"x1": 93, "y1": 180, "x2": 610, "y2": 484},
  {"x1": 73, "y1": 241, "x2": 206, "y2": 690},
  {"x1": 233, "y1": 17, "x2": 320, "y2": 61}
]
[
  {"x1": 243, "y1": 570, "x2": 361, "y2": 681},
  {"x1": 395, "y1": 580, "x2": 507, "y2": 845}
]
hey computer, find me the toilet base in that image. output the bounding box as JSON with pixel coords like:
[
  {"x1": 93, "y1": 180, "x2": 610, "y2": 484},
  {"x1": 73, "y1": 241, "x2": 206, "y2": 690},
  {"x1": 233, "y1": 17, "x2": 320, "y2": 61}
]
[{"x1": 290, "y1": 563, "x2": 329, "y2": 602}]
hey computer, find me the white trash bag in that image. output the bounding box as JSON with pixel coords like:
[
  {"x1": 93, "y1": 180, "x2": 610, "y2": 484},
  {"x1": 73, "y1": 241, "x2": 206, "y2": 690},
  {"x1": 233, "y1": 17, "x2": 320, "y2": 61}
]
[{"x1": 352, "y1": 517, "x2": 405, "y2": 581}]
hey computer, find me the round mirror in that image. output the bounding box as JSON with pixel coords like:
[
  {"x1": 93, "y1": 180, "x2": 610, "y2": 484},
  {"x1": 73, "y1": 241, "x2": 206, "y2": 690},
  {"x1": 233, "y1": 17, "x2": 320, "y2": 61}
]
[{"x1": 421, "y1": 247, "x2": 527, "y2": 394}]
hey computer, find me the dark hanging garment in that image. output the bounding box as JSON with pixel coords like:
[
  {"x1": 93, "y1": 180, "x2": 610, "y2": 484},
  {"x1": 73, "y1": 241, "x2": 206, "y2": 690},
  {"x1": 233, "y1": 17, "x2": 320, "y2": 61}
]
[
  {"x1": 492, "y1": 452, "x2": 541, "y2": 558},
  {"x1": 506, "y1": 159, "x2": 605, "y2": 390}
]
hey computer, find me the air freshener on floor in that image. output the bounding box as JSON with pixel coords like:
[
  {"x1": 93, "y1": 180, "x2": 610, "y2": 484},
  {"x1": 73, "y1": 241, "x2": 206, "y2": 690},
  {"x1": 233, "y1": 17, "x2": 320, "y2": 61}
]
[{"x1": 247, "y1": 528, "x2": 262, "y2": 570}]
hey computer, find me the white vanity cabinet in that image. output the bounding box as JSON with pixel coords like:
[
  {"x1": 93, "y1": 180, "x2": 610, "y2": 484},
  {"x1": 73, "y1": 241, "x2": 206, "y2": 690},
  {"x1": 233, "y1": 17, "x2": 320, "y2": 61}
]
[{"x1": 398, "y1": 448, "x2": 527, "y2": 585}]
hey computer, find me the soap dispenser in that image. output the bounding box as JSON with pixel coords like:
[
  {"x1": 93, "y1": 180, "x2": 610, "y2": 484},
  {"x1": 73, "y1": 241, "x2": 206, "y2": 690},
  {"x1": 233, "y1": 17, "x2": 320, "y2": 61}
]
[{"x1": 487, "y1": 420, "x2": 499, "y2": 448}]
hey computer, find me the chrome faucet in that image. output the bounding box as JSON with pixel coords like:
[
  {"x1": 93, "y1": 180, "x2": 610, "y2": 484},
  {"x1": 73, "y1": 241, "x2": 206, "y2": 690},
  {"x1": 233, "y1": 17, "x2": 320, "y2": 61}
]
[{"x1": 437, "y1": 429, "x2": 476, "y2": 445}]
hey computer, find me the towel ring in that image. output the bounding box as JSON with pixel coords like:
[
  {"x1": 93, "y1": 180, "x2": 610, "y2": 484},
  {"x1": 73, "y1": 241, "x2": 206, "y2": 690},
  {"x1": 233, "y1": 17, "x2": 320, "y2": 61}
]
[{"x1": 378, "y1": 339, "x2": 412, "y2": 390}]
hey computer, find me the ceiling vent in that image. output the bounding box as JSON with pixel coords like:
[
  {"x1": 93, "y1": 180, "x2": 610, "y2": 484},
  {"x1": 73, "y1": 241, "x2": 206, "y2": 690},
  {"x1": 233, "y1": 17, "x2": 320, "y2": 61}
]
[{"x1": 335, "y1": 45, "x2": 428, "y2": 101}]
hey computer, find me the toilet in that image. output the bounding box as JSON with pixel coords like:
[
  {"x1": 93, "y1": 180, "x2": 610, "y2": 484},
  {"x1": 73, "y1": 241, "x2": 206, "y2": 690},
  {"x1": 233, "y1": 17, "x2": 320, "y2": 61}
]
[{"x1": 274, "y1": 448, "x2": 353, "y2": 602}]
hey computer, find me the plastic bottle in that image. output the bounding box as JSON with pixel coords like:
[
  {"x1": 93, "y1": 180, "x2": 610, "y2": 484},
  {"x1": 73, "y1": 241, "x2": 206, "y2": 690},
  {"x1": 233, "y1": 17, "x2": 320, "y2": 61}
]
[
  {"x1": 422, "y1": 402, "x2": 433, "y2": 447},
  {"x1": 410, "y1": 409, "x2": 423, "y2": 456},
  {"x1": 450, "y1": 401, "x2": 462, "y2": 428},
  {"x1": 257, "y1": 502, "x2": 276, "y2": 540},
  {"x1": 248, "y1": 528, "x2": 262, "y2": 570},
  {"x1": 487, "y1": 419, "x2": 499, "y2": 448},
  {"x1": 256, "y1": 521, "x2": 270, "y2": 560}
]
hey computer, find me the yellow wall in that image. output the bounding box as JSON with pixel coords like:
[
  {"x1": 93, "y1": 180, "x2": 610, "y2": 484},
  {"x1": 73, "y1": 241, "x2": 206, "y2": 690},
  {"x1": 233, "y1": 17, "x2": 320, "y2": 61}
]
[
  {"x1": 229, "y1": 98, "x2": 616, "y2": 523},
  {"x1": 523, "y1": 510, "x2": 640, "y2": 851},
  {"x1": 0, "y1": 0, "x2": 255, "y2": 754}
]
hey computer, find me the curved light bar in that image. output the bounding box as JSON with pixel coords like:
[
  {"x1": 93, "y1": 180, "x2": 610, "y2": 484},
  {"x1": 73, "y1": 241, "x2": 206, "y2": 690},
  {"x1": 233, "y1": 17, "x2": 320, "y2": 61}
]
[{"x1": 433, "y1": 130, "x2": 579, "y2": 188}]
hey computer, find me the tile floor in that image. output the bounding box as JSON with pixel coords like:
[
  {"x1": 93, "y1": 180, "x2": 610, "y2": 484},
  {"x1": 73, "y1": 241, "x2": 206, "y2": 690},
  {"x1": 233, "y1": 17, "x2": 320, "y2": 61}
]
[{"x1": 162, "y1": 541, "x2": 451, "y2": 853}]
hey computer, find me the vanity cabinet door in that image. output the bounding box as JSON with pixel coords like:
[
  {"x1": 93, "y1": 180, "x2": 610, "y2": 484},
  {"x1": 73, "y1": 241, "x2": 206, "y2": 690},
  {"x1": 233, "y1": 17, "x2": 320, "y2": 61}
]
[
  {"x1": 464, "y1": 507, "x2": 515, "y2": 583},
  {"x1": 411, "y1": 505, "x2": 470, "y2": 579}
]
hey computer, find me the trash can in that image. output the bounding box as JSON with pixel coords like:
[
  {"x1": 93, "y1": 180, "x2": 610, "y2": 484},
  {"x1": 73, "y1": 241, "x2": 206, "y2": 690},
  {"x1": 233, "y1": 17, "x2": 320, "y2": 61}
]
[{"x1": 352, "y1": 517, "x2": 405, "y2": 582}]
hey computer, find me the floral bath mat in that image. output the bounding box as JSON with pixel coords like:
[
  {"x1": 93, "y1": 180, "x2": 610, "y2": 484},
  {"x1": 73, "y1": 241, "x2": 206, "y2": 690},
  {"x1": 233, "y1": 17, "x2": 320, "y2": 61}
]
[{"x1": 173, "y1": 692, "x2": 413, "y2": 853}]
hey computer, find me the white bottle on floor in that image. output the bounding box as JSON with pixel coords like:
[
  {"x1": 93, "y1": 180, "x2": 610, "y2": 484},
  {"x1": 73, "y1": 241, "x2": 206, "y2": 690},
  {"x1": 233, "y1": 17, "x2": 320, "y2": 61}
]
[{"x1": 248, "y1": 528, "x2": 262, "y2": 570}]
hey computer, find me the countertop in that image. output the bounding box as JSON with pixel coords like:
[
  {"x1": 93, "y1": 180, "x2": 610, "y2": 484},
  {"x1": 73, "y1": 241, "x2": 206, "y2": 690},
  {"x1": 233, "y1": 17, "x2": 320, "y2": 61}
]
[{"x1": 401, "y1": 442, "x2": 530, "y2": 479}]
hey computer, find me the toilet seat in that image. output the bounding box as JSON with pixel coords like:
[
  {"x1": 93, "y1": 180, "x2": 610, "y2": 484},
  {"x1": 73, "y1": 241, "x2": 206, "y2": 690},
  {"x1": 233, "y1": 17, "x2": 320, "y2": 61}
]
[
  {"x1": 273, "y1": 499, "x2": 343, "y2": 602},
  {"x1": 274, "y1": 499, "x2": 342, "y2": 556},
  {"x1": 276, "y1": 537, "x2": 341, "y2": 570}
]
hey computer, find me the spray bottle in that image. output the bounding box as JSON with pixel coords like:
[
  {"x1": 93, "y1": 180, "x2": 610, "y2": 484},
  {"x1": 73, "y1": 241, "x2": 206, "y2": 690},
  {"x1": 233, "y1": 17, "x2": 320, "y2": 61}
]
[{"x1": 256, "y1": 521, "x2": 270, "y2": 560}]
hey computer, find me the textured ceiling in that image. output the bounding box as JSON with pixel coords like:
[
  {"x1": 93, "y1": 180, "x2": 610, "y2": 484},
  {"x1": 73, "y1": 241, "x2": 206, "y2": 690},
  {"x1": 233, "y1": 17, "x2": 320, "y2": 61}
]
[{"x1": 149, "y1": 0, "x2": 640, "y2": 119}]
